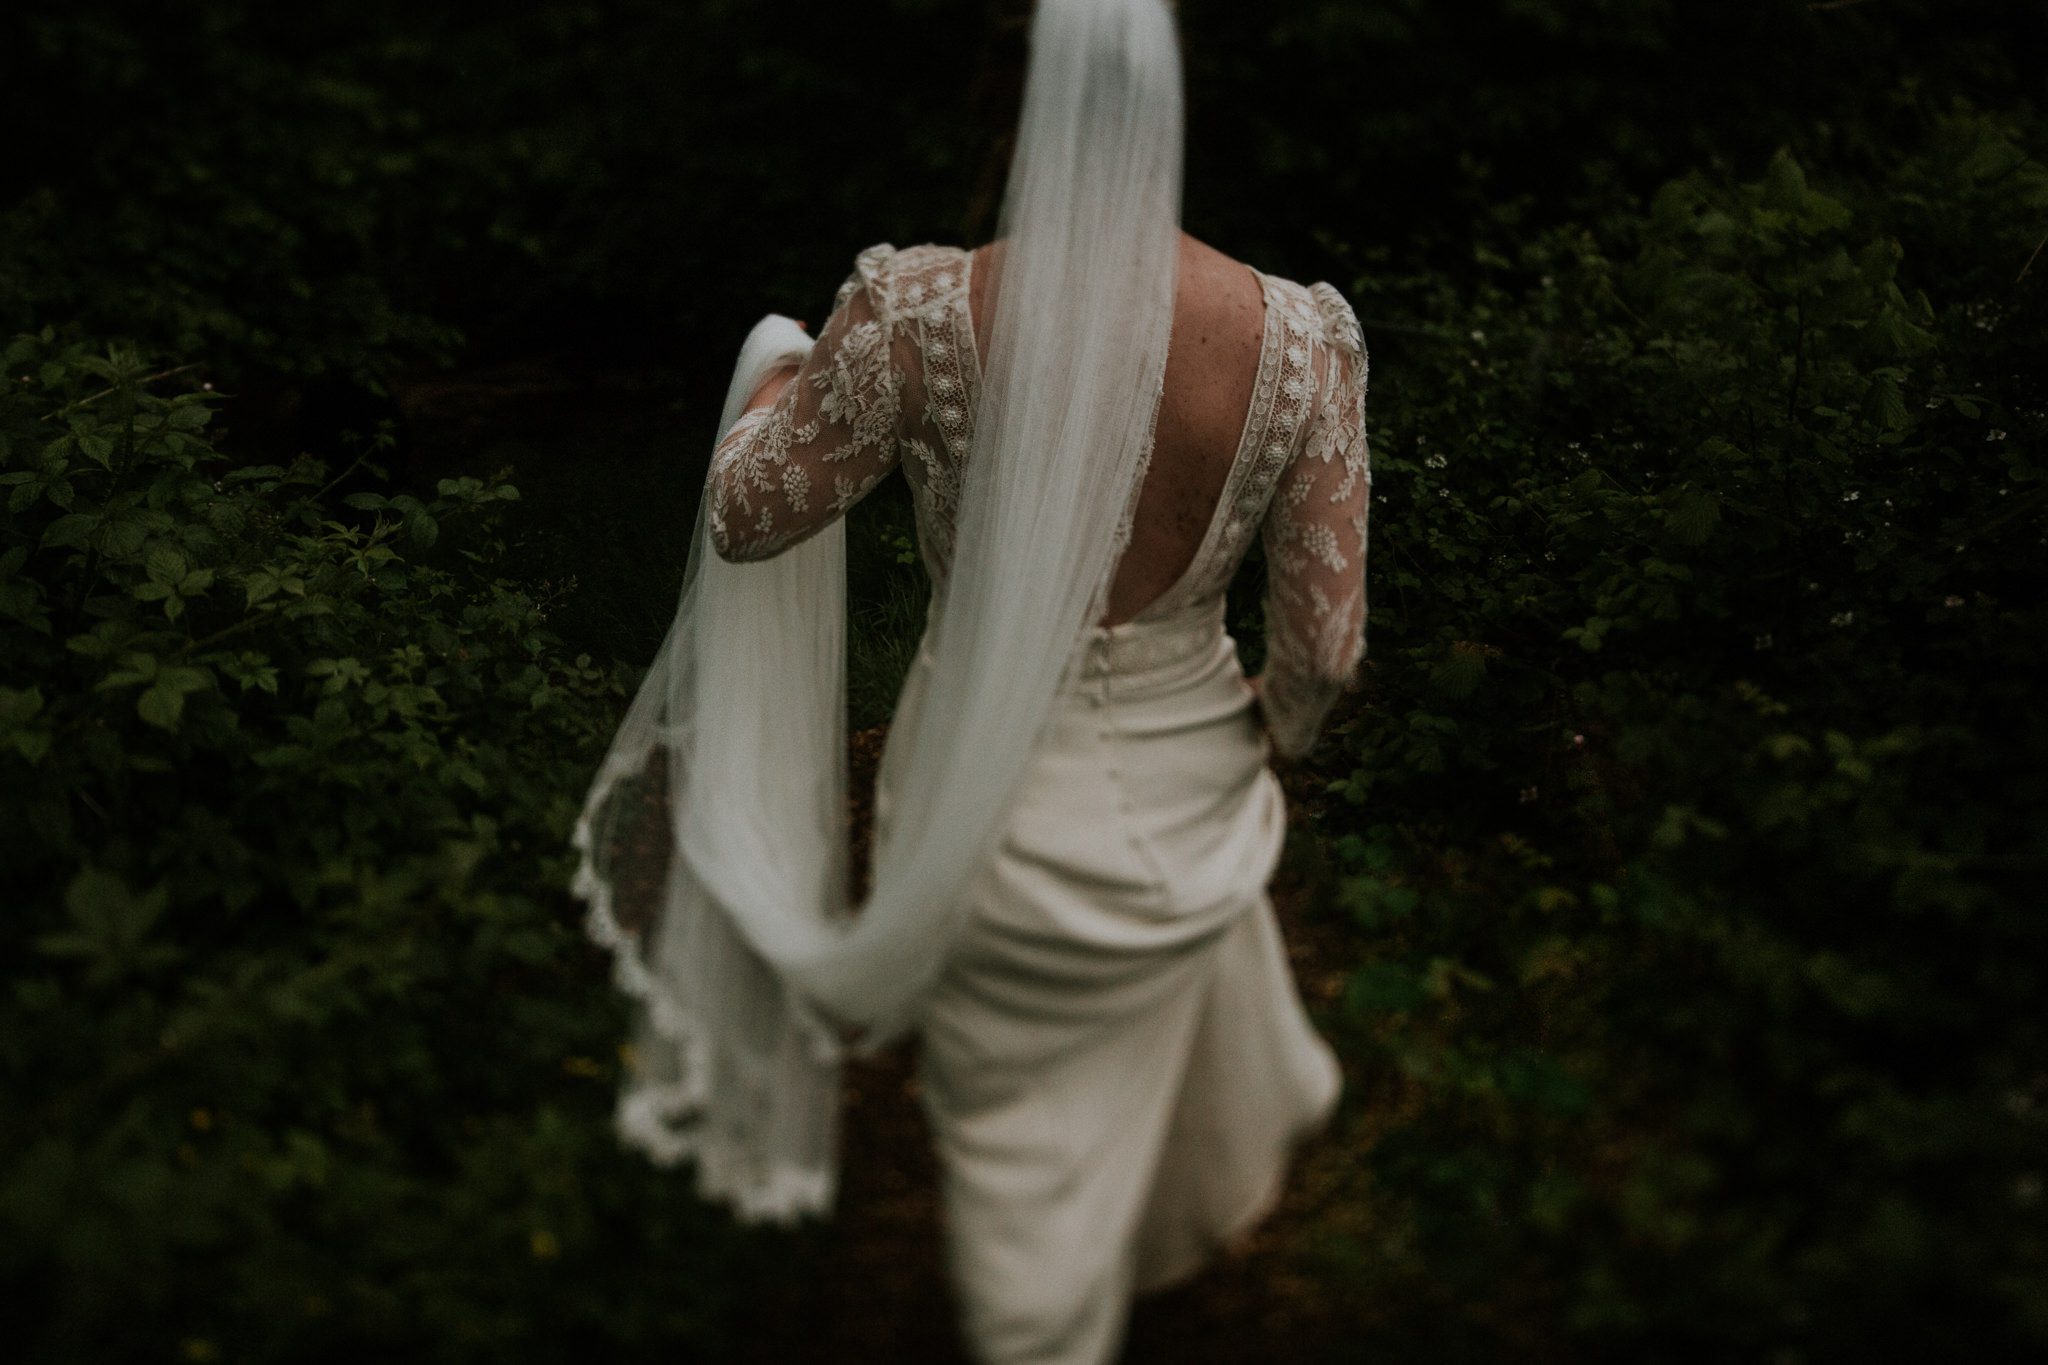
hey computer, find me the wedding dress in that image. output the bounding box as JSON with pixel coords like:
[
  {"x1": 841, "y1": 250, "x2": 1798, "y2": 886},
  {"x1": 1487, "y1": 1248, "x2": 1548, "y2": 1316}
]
[
  {"x1": 570, "y1": 4, "x2": 1369, "y2": 1359},
  {"x1": 706, "y1": 239, "x2": 1369, "y2": 1363}
]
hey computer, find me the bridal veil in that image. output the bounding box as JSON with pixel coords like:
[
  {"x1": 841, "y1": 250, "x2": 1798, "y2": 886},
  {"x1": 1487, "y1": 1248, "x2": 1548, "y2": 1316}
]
[{"x1": 570, "y1": 0, "x2": 1185, "y2": 1219}]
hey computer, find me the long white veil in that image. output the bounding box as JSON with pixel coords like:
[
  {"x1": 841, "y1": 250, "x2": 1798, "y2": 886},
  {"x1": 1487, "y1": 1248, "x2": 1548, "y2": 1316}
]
[{"x1": 571, "y1": 0, "x2": 1185, "y2": 1221}]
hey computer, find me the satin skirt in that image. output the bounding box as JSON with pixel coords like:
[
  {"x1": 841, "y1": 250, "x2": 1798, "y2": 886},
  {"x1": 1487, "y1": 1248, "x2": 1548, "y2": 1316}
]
[{"x1": 874, "y1": 601, "x2": 1345, "y2": 1365}]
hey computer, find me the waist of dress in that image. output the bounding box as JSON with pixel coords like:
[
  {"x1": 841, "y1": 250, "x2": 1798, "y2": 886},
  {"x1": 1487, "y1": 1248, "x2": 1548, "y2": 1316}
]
[{"x1": 1067, "y1": 596, "x2": 1231, "y2": 693}]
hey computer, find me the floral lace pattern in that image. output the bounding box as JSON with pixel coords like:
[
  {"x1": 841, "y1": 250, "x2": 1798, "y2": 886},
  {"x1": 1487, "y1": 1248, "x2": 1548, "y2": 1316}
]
[
  {"x1": 1255, "y1": 282, "x2": 1371, "y2": 758},
  {"x1": 706, "y1": 241, "x2": 1369, "y2": 757}
]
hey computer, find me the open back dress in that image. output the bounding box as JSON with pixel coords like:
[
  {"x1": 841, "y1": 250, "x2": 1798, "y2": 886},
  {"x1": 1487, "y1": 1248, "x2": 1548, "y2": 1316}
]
[{"x1": 706, "y1": 241, "x2": 1370, "y2": 1365}]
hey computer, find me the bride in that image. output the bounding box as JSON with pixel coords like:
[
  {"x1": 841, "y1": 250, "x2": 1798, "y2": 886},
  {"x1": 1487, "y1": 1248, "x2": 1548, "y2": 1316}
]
[{"x1": 572, "y1": 1, "x2": 1369, "y2": 1360}]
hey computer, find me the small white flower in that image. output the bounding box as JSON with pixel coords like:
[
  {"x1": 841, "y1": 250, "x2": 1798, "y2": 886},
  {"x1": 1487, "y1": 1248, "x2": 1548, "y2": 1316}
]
[
  {"x1": 1989, "y1": 429, "x2": 2008, "y2": 441},
  {"x1": 1831, "y1": 611, "x2": 1855, "y2": 627},
  {"x1": 1425, "y1": 452, "x2": 1448, "y2": 469},
  {"x1": 1842, "y1": 490, "x2": 1860, "y2": 502},
  {"x1": 1469, "y1": 329, "x2": 1486, "y2": 344},
  {"x1": 1943, "y1": 595, "x2": 1964, "y2": 608},
  {"x1": 1571, "y1": 733, "x2": 1586, "y2": 748}
]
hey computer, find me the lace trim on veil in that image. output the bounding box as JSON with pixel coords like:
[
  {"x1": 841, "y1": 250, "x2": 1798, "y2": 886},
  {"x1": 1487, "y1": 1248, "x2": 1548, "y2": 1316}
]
[{"x1": 571, "y1": 757, "x2": 836, "y2": 1222}]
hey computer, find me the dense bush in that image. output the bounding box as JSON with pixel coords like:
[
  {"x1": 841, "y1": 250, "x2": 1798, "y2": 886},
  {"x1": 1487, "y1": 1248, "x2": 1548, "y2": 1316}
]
[
  {"x1": 0, "y1": 344, "x2": 819, "y2": 1360},
  {"x1": 4, "y1": 3, "x2": 2044, "y2": 1361},
  {"x1": 1285, "y1": 98, "x2": 2047, "y2": 1357},
  {"x1": 8, "y1": 1, "x2": 2041, "y2": 385}
]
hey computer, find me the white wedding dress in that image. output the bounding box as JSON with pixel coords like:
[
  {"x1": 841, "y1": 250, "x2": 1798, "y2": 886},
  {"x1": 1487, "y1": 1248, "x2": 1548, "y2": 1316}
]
[{"x1": 707, "y1": 241, "x2": 1370, "y2": 1364}]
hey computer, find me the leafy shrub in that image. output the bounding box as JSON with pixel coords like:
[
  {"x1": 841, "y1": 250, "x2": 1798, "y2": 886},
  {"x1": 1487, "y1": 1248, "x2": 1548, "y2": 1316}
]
[
  {"x1": 0, "y1": 341, "x2": 803, "y2": 1360},
  {"x1": 1291, "y1": 102, "x2": 2047, "y2": 1357}
]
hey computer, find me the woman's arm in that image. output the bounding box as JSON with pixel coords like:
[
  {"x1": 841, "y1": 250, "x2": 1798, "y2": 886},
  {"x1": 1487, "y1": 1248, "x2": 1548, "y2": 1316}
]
[
  {"x1": 707, "y1": 245, "x2": 907, "y2": 562},
  {"x1": 1252, "y1": 285, "x2": 1370, "y2": 759}
]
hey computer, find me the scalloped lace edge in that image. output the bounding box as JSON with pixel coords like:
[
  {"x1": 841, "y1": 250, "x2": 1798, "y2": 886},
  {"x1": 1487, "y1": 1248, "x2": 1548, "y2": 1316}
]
[{"x1": 568, "y1": 783, "x2": 836, "y2": 1225}]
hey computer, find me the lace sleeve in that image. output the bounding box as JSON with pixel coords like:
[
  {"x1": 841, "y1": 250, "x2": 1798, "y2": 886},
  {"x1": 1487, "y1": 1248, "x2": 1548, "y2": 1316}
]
[
  {"x1": 707, "y1": 244, "x2": 908, "y2": 562},
  {"x1": 1255, "y1": 282, "x2": 1370, "y2": 759}
]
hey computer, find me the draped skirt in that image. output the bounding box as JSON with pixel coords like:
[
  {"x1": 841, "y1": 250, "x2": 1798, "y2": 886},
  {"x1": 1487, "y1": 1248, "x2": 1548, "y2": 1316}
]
[{"x1": 874, "y1": 602, "x2": 1344, "y2": 1365}]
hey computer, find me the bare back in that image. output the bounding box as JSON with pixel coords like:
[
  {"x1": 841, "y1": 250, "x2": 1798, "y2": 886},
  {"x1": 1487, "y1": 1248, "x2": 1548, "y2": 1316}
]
[
  {"x1": 969, "y1": 231, "x2": 1266, "y2": 627},
  {"x1": 707, "y1": 234, "x2": 1368, "y2": 756}
]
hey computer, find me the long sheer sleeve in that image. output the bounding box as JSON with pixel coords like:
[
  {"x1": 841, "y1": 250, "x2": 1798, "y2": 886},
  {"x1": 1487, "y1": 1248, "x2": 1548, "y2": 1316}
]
[
  {"x1": 1255, "y1": 283, "x2": 1370, "y2": 759},
  {"x1": 707, "y1": 244, "x2": 909, "y2": 562}
]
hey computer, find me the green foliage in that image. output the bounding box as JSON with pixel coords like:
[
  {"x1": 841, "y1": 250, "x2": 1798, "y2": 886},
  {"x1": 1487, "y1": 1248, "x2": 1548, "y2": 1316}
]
[
  {"x1": 1291, "y1": 101, "x2": 2048, "y2": 1356},
  {"x1": 0, "y1": 344, "x2": 798, "y2": 1359},
  {"x1": 4, "y1": 3, "x2": 2046, "y2": 1359}
]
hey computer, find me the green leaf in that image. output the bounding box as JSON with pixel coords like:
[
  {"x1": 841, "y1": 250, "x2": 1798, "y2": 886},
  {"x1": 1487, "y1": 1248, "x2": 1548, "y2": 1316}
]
[
  {"x1": 157, "y1": 666, "x2": 213, "y2": 695},
  {"x1": 1666, "y1": 488, "x2": 1721, "y2": 546},
  {"x1": 1428, "y1": 641, "x2": 1489, "y2": 699},
  {"x1": 41, "y1": 513, "x2": 99, "y2": 550},
  {"x1": 0, "y1": 684, "x2": 44, "y2": 725},
  {"x1": 145, "y1": 544, "x2": 189, "y2": 586},
  {"x1": 37, "y1": 869, "x2": 175, "y2": 984},
  {"x1": 138, "y1": 679, "x2": 186, "y2": 730},
  {"x1": 97, "y1": 652, "x2": 159, "y2": 689},
  {"x1": 77, "y1": 431, "x2": 116, "y2": 467}
]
